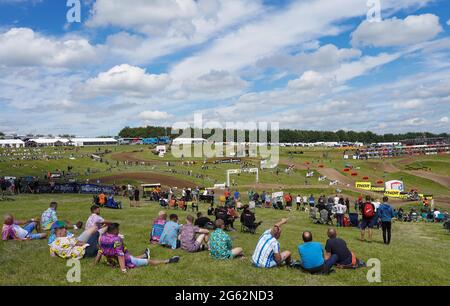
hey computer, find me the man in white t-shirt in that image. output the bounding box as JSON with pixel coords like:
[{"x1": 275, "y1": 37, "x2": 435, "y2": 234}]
[
  {"x1": 86, "y1": 205, "x2": 111, "y2": 231},
  {"x1": 252, "y1": 218, "x2": 291, "y2": 268},
  {"x1": 433, "y1": 209, "x2": 441, "y2": 220}
]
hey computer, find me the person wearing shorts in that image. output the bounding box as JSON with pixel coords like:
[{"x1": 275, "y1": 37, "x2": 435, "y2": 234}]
[
  {"x1": 96, "y1": 223, "x2": 179, "y2": 273},
  {"x1": 209, "y1": 219, "x2": 243, "y2": 260},
  {"x1": 360, "y1": 197, "x2": 376, "y2": 242},
  {"x1": 251, "y1": 218, "x2": 291, "y2": 268},
  {"x1": 180, "y1": 215, "x2": 209, "y2": 252},
  {"x1": 2, "y1": 213, "x2": 47, "y2": 241}
]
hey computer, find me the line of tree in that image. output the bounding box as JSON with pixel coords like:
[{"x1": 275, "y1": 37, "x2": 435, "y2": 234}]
[{"x1": 118, "y1": 126, "x2": 448, "y2": 144}]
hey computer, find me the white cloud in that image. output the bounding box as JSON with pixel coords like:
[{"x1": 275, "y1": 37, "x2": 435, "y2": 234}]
[
  {"x1": 351, "y1": 14, "x2": 442, "y2": 47},
  {"x1": 84, "y1": 64, "x2": 171, "y2": 97},
  {"x1": 439, "y1": 116, "x2": 449, "y2": 123},
  {"x1": 447, "y1": 19, "x2": 450, "y2": 26},
  {"x1": 137, "y1": 111, "x2": 172, "y2": 121},
  {"x1": 393, "y1": 99, "x2": 424, "y2": 109},
  {"x1": 288, "y1": 71, "x2": 335, "y2": 90},
  {"x1": 0, "y1": 28, "x2": 98, "y2": 67}
]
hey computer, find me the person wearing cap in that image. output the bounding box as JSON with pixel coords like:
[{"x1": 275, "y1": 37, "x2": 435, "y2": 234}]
[
  {"x1": 96, "y1": 223, "x2": 180, "y2": 273},
  {"x1": 41, "y1": 202, "x2": 82, "y2": 231},
  {"x1": 49, "y1": 222, "x2": 99, "y2": 260},
  {"x1": 251, "y1": 218, "x2": 291, "y2": 268},
  {"x1": 2, "y1": 213, "x2": 47, "y2": 241}
]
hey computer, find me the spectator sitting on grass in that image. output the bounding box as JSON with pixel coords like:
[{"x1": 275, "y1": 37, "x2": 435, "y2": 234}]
[
  {"x1": 160, "y1": 214, "x2": 182, "y2": 250},
  {"x1": 294, "y1": 231, "x2": 334, "y2": 275},
  {"x1": 150, "y1": 211, "x2": 167, "y2": 244},
  {"x1": 325, "y1": 228, "x2": 365, "y2": 269},
  {"x1": 96, "y1": 223, "x2": 179, "y2": 273},
  {"x1": 49, "y1": 221, "x2": 99, "y2": 260},
  {"x1": 194, "y1": 212, "x2": 212, "y2": 229},
  {"x1": 2, "y1": 213, "x2": 47, "y2": 241},
  {"x1": 41, "y1": 201, "x2": 82, "y2": 231},
  {"x1": 209, "y1": 219, "x2": 244, "y2": 260},
  {"x1": 180, "y1": 215, "x2": 209, "y2": 253},
  {"x1": 251, "y1": 218, "x2": 291, "y2": 268},
  {"x1": 86, "y1": 205, "x2": 112, "y2": 231},
  {"x1": 240, "y1": 205, "x2": 262, "y2": 232}
]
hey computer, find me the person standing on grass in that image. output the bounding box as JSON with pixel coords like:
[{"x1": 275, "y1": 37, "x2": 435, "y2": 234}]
[
  {"x1": 377, "y1": 197, "x2": 394, "y2": 245},
  {"x1": 360, "y1": 196, "x2": 376, "y2": 242},
  {"x1": 296, "y1": 194, "x2": 303, "y2": 211},
  {"x1": 96, "y1": 223, "x2": 179, "y2": 273},
  {"x1": 180, "y1": 215, "x2": 209, "y2": 252},
  {"x1": 209, "y1": 219, "x2": 244, "y2": 260},
  {"x1": 251, "y1": 218, "x2": 291, "y2": 268},
  {"x1": 133, "y1": 187, "x2": 141, "y2": 208}
]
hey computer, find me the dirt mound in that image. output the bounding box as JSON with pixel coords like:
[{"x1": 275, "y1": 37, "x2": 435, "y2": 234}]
[
  {"x1": 406, "y1": 170, "x2": 450, "y2": 189},
  {"x1": 98, "y1": 172, "x2": 196, "y2": 188}
]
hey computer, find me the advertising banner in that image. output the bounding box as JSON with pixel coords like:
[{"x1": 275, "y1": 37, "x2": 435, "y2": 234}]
[
  {"x1": 355, "y1": 182, "x2": 371, "y2": 190},
  {"x1": 80, "y1": 184, "x2": 115, "y2": 194}
]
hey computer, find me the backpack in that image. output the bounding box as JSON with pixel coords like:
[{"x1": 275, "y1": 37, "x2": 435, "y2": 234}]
[{"x1": 363, "y1": 202, "x2": 375, "y2": 218}]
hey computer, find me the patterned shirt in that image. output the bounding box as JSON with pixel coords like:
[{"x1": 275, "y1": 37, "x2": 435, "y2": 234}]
[
  {"x1": 2, "y1": 224, "x2": 27, "y2": 240},
  {"x1": 252, "y1": 230, "x2": 280, "y2": 268},
  {"x1": 180, "y1": 224, "x2": 200, "y2": 252},
  {"x1": 49, "y1": 236, "x2": 87, "y2": 260},
  {"x1": 41, "y1": 208, "x2": 58, "y2": 229},
  {"x1": 209, "y1": 228, "x2": 233, "y2": 260},
  {"x1": 99, "y1": 232, "x2": 134, "y2": 268}
]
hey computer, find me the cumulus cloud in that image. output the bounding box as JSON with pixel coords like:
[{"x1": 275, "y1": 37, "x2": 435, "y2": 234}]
[
  {"x1": 393, "y1": 99, "x2": 424, "y2": 109},
  {"x1": 84, "y1": 64, "x2": 171, "y2": 97},
  {"x1": 351, "y1": 14, "x2": 442, "y2": 47},
  {"x1": 137, "y1": 111, "x2": 172, "y2": 121},
  {"x1": 440, "y1": 116, "x2": 449, "y2": 123},
  {"x1": 288, "y1": 71, "x2": 335, "y2": 90},
  {"x1": 0, "y1": 28, "x2": 98, "y2": 67}
]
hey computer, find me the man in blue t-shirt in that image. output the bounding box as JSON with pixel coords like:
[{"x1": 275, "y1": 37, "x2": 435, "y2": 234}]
[{"x1": 297, "y1": 231, "x2": 326, "y2": 274}]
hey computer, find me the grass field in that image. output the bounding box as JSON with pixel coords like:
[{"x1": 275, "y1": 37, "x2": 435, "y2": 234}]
[
  {"x1": 1, "y1": 145, "x2": 450, "y2": 286},
  {"x1": 1, "y1": 194, "x2": 449, "y2": 286}
]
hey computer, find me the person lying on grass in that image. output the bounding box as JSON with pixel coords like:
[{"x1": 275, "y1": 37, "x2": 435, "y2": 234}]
[
  {"x1": 180, "y1": 215, "x2": 209, "y2": 252},
  {"x1": 160, "y1": 214, "x2": 182, "y2": 249},
  {"x1": 251, "y1": 218, "x2": 291, "y2": 268},
  {"x1": 41, "y1": 201, "x2": 83, "y2": 231},
  {"x1": 209, "y1": 219, "x2": 244, "y2": 260},
  {"x1": 2, "y1": 213, "x2": 47, "y2": 241},
  {"x1": 49, "y1": 221, "x2": 100, "y2": 260},
  {"x1": 96, "y1": 223, "x2": 179, "y2": 273}
]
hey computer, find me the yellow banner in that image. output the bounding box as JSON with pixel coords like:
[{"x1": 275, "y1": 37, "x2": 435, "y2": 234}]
[
  {"x1": 370, "y1": 187, "x2": 385, "y2": 192},
  {"x1": 384, "y1": 190, "x2": 401, "y2": 197},
  {"x1": 355, "y1": 182, "x2": 371, "y2": 190}
]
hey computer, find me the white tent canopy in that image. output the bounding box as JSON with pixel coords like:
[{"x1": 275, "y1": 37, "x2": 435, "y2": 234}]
[{"x1": 0, "y1": 139, "x2": 25, "y2": 148}]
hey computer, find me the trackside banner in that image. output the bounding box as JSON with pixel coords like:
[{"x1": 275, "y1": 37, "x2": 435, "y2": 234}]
[
  {"x1": 79, "y1": 184, "x2": 115, "y2": 194},
  {"x1": 355, "y1": 182, "x2": 371, "y2": 190}
]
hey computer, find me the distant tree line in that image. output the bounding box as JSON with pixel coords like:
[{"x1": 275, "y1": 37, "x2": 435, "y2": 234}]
[{"x1": 119, "y1": 126, "x2": 448, "y2": 144}]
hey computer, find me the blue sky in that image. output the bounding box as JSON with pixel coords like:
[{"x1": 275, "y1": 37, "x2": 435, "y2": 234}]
[{"x1": 0, "y1": 0, "x2": 449, "y2": 136}]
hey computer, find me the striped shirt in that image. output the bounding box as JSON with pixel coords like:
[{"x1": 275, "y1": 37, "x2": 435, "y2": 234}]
[{"x1": 252, "y1": 230, "x2": 280, "y2": 268}]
